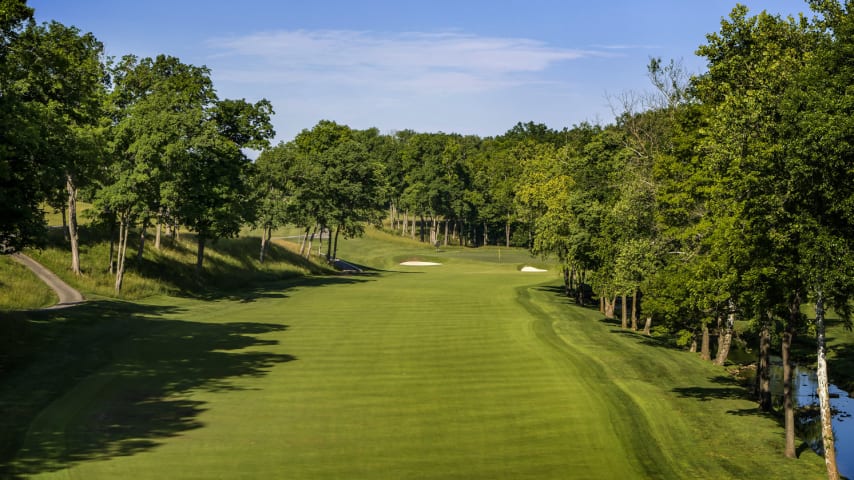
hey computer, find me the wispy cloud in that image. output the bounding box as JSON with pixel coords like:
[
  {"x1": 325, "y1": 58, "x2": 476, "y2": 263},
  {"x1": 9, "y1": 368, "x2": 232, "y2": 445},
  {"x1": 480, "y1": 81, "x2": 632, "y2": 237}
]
[
  {"x1": 209, "y1": 30, "x2": 600, "y2": 94},
  {"x1": 590, "y1": 44, "x2": 662, "y2": 50}
]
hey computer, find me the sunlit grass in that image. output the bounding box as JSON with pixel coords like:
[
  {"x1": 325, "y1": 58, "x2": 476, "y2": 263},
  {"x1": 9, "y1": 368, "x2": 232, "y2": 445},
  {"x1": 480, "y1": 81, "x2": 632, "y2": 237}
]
[
  {"x1": 1, "y1": 232, "x2": 828, "y2": 479},
  {"x1": 0, "y1": 256, "x2": 56, "y2": 310},
  {"x1": 0, "y1": 223, "x2": 839, "y2": 479}
]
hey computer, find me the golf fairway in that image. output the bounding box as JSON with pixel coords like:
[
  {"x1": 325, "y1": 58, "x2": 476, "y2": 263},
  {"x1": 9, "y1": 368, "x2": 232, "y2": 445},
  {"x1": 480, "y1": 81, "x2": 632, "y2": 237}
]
[{"x1": 9, "y1": 246, "x2": 825, "y2": 479}]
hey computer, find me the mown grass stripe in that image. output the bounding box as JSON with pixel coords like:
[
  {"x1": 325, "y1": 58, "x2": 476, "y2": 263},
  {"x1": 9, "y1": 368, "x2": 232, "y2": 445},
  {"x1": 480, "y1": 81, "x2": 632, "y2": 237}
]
[{"x1": 6, "y1": 236, "x2": 828, "y2": 479}]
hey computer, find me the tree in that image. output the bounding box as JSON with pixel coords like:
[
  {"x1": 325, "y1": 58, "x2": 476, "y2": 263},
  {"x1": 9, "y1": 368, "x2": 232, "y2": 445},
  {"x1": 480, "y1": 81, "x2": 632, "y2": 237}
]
[
  {"x1": 175, "y1": 98, "x2": 273, "y2": 275},
  {"x1": 288, "y1": 121, "x2": 351, "y2": 256},
  {"x1": 695, "y1": 7, "x2": 815, "y2": 430},
  {"x1": 101, "y1": 54, "x2": 215, "y2": 292},
  {"x1": 252, "y1": 142, "x2": 295, "y2": 263},
  {"x1": 480, "y1": 123, "x2": 558, "y2": 247},
  {"x1": 515, "y1": 123, "x2": 621, "y2": 307},
  {"x1": 514, "y1": 140, "x2": 571, "y2": 261},
  {"x1": 784, "y1": 2, "x2": 854, "y2": 474},
  {"x1": 0, "y1": 0, "x2": 42, "y2": 253},
  {"x1": 398, "y1": 132, "x2": 451, "y2": 244},
  {"x1": 645, "y1": 97, "x2": 709, "y2": 353},
  {"x1": 12, "y1": 20, "x2": 109, "y2": 274}
]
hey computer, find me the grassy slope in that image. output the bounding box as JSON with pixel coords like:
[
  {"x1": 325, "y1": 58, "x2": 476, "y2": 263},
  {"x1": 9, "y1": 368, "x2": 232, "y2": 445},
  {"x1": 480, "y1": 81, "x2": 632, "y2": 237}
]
[
  {"x1": 19, "y1": 228, "x2": 332, "y2": 301},
  {"x1": 1, "y1": 230, "x2": 827, "y2": 479},
  {"x1": 0, "y1": 257, "x2": 56, "y2": 310}
]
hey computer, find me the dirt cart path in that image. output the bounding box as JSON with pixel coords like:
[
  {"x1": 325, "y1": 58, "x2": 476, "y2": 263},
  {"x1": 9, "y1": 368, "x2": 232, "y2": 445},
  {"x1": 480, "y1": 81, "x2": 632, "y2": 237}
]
[{"x1": 11, "y1": 253, "x2": 84, "y2": 308}]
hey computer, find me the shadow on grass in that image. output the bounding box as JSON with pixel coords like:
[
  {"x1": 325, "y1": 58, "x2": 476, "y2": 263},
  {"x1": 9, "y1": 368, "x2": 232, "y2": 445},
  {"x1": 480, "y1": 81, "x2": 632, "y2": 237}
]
[
  {"x1": 332, "y1": 259, "x2": 421, "y2": 275},
  {"x1": 534, "y1": 285, "x2": 576, "y2": 308},
  {"x1": 43, "y1": 227, "x2": 361, "y2": 301},
  {"x1": 130, "y1": 236, "x2": 377, "y2": 303},
  {"x1": 672, "y1": 375, "x2": 753, "y2": 403},
  {"x1": 0, "y1": 299, "x2": 294, "y2": 479},
  {"x1": 530, "y1": 282, "x2": 760, "y2": 414},
  {"x1": 607, "y1": 327, "x2": 685, "y2": 351},
  {"x1": 191, "y1": 274, "x2": 374, "y2": 303},
  {"x1": 148, "y1": 236, "x2": 341, "y2": 296}
]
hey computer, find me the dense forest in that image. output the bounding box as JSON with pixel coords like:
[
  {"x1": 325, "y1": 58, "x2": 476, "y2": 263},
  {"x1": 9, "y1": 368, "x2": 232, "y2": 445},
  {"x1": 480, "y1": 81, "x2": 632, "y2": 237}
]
[{"x1": 2, "y1": 0, "x2": 854, "y2": 477}]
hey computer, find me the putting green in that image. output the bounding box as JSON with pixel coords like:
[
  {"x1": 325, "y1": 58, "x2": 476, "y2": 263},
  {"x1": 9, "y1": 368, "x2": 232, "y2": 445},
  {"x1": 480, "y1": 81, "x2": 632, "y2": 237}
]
[{"x1": 9, "y1": 245, "x2": 825, "y2": 479}]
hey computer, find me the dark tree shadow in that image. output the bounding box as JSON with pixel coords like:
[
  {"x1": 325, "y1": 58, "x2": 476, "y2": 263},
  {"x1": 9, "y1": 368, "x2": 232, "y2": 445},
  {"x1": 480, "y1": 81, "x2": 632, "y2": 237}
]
[
  {"x1": 607, "y1": 328, "x2": 685, "y2": 351},
  {"x1": 533, "y1": 285, "x2": 576, "y2": 308},
  {"x1": 672, "y1": 375, "x2": 753, "y2": 403},
  {"x1": 193, "y1": 274, "x2": 373, "y2": 303},
  {"x1": 534, "y1": 284, "x2": 608, "y2": 312},
  {"x1": 0, "y1": 299, "x2": 295, "y2": 478},
  {"x1": 331, "y1": 259, "x2": 408, "y2": 275}
]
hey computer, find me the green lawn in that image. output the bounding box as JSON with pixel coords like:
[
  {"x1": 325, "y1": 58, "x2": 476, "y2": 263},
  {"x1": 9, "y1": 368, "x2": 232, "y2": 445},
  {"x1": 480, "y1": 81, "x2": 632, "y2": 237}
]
[{"x1": 0, "y1": 231, "x2": 827, "y2": 479}]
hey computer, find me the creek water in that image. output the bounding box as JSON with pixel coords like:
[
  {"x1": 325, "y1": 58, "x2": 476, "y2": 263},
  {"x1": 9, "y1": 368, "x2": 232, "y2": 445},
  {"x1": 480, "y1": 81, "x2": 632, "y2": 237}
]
[{"x1": 770, "y1": 361, "x2": 853, "y2": 477}]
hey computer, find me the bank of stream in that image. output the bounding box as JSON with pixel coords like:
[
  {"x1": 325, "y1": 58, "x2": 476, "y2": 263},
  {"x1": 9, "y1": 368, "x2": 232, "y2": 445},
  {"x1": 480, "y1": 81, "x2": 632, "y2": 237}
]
[{"x1": 769, "y1": 361, "x2": 853, "y2": 477}]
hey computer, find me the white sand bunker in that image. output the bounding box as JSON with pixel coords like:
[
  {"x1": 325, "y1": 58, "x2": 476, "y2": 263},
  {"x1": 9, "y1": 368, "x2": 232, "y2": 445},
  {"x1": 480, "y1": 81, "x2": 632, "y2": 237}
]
[
  {"x1": 521, "y1": 266, "x2": 547, "y2": 272},
  {"x1": 400, "y1": 261, "x2": 442, "y2": 266}
]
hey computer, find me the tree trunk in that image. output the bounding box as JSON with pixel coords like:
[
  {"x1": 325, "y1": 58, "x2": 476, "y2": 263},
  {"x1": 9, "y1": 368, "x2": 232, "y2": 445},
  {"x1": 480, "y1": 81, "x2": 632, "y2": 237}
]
[
  {"x1": 325, "y1": 224, "x2": 333, "y2": 260},
  {"x1": 605, "y1": 294, "x2": 616, "y2": 319},
  {"x1": 566, "y1": 265, "x2": 575, "y2": 297},
  {"x1": 599, "y1": 289, "x2": 605, "y2": 314},
  {"x1": 61, "y1": 204, "x2": 68, "y2": 241},
  {"x1": 757, "y1": 315, "x2": 772, "y2": 412},
  {"x1": 482, "y1": 221, "x2": 488, "y2": 246},
  {"x1": 563, "y1": 267, "x2": 571, "y2": 296},
  {"x1": 782, "y1": 293, "x2": 801, "y2": 459},
  {"x1": 154, "y1": 214, "x2": 162, "y2": 250},
  {"x1": 332, "y1": 224, "x2": 341, "y2": 260},
  {"x1": 402, "y1": 210, "x2": 407, "y2": 236},
  {"x1": 411, "y1": 214, "x2": 416, "y2": 240},
  {"x1": 195, "y1": 230, "x2": 206, "y2": 277},
  {"x1": 419, "y1": 214, "x2": 425, "y2": 242},
  {"x1": 621, "y1": 293, "x2": 628, "y2": 330},
  {"x1": 505, "y1": 220, "x2": 511, "y2": 248},
  {"x1": 259, "y1": 225, "x2": 270, "y2": 263},
  {"x1": 306, "y1": 225, "x2": 317, "y2": 259},
  {"x1": 714, "y1": 300, "x2": 736, "y2": 366},
  {"x1": 444, "y1": 219, "x2": 449, "y2": 246},
  {"x1": 631, "y1": 289, "x2": 639, "y2": 331},
  {"x1": 66, "y1": 173, "x2": 81, "y2": 275},
  {"x1": 136, "y1": 224, "x2": 146, "y2": 264},
  {"x1": 782, "y1": 325, "x2": 796, "y2": 458},
  {"x1": 298, "y1": 226, "x2": 309, "y2": 256},
  {"x1": 643, "y1": 317, "x2": 651, "y2": 336},
  {"x1": 815, "y1": 288, "x2": 840, "y2": 480},
  {"x1": 108, "y1": 213, "x2": 116, "y2": 274},
  {"x1": 114, "y1": 215, "x2": 130, "y2": 294},
  {"x1": 701, "y1": 324, "x2": 711, "y2": 361},
  {"x1": 690, "y1": 336, "x2": 698, "y2": 353}
]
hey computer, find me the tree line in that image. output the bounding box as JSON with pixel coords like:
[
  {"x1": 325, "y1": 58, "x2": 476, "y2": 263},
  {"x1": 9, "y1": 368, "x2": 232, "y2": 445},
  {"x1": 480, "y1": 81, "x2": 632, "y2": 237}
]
[
  {"x1": 2, "y1": 0, "x2": 853, "y2": 475},
  {"x1": 507, "y1": 4, "x2": 853, "y2": 477}
]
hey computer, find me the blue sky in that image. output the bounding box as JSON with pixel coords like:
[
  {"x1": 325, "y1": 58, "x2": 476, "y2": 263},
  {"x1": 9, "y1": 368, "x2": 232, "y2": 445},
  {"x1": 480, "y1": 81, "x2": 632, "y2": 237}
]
[{"x1": 31, "y1": 0, "x2": 812, "y2": 143}]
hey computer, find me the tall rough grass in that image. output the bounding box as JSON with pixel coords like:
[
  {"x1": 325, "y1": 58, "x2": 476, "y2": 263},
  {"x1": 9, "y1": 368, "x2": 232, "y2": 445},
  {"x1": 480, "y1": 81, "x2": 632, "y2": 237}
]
[
  {"x1": 21, "y1": 224, "x2": 334, "y2": 301},
  {"x1": 0, "y1": 258, "x2": 57, "y2": 310}
]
